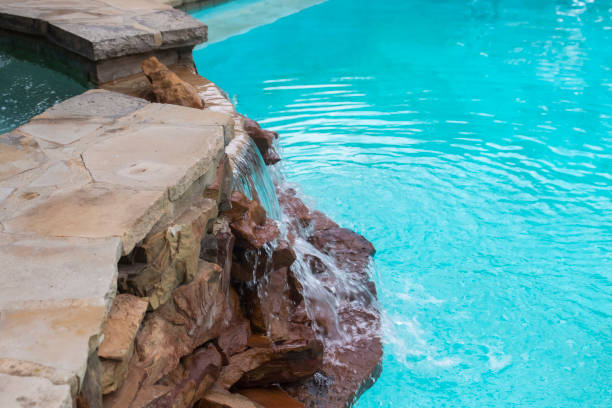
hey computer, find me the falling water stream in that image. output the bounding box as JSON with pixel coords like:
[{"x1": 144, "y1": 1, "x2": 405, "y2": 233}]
[
  {"x1": 226, "y1": 134, "x2": 282, "y2": 218},
  {"x1": 227, "y1": 130, "x2": 379, "y2": 357}
]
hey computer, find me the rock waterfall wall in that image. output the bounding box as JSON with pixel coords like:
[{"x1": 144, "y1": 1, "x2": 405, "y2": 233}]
[{"x1": 95, "y1": 58, "x2": 383, "y2": 408}]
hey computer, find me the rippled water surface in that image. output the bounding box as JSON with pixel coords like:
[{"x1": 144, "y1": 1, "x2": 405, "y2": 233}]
[
  {"x1": 193, "y1": 0, "x2": 612, "y2": 405},
  {"x1": 0, "y1": 48, "x2": 86, "y2": 134}
]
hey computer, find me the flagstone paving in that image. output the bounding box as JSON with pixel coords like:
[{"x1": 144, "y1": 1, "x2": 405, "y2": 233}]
[{"x1": 0, "y1": 89, "x2": 232, "y2": 407}]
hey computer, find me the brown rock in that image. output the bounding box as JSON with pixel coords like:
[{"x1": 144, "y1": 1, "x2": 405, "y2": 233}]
[
  {"x1": 197, "y1": 387, "x2": 265, "y2": 408},
  {"x1": 246, "y1": 335, "x2": 273, "y2": 349},
  {"x1": 204, "y1": 155, "x2": 232, "y2": 212},
  {"x1": 77, "y1": 351, "x2": 103, "y2": 408},
  {"x1": 223, "y1": 192, "x2": 279, "y2": 250},
  {"x1": 238, "y1": 388, "x2": 304, "y2": 408},
  {"x1": 99, "y1": 294, "x2": 149, "y2": 361},
  {"x1": 272, "y1": 240, "x2": 296, "y2": 270},
  {"x1": 102, "y1": 358, "x2": 147, "y2": 408},
  {"x1": 200, "y1": 217, "x2": 235, "y2": 295},
  {"x1": 231, "y1": 239, "x2": 294, "y2": 284},
  {"x1": 119, "y1": 198, "x2": 217, "y2": 309},
  {"x1": 308, "y1": 227, "x2": 375, "y2": 273},
  {"x1": 303, "y1": 254, "x2": 328, "y2": 275},
  {"x1": 241, "y1": 265, "x2": 311, "y2": 342},
  {"x1": 241, "y1": 115, "x2": 280, "y2": 166},
  {"x1": 99, "y1": 294, "x2": 148, "y2": 395},
  {"x1": 147, "y1": 344, "x2": 222, "y2": 408},
  {"x1": 217, "y1": 348, "x2": 274, "y2": 390},
  {"x1": 285, "y1": 320, "x2": 382, "y2": 408},
  {"x1": 141, "y1": 57, "x2": 204, "y2": 109},
  {"x1": 277, "y1": 188, "x2": 312, "y2": 228},
  {"x1": 310, "y1": 210, "x2": 339, "y2": 231},
  {"x1": 217, "y1": 318, "x2": 251, "y2": 360},
  {"x1": 130, "y1": 384, "x2": 172, "y2": 408},
  {"x1": 134, "y1": 261, "x2": 229, "y2": 386},
  {"x1": 235, "y1": 340, "x2": 324, "y2": 388},
  {"x1": 244, "y1": 267, "x2": 296, "y2": 340},
  {"x1": 273, "y1": 186, "x2": 382, "y2": 408}
]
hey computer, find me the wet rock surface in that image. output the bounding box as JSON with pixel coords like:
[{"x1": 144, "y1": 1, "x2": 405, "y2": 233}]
[
  {"x1": 240, "y1": 115, "x2": 280, "y2": 166},
  {"x1": 275, "y1": 188, "x2": 382, "y2": 408}
]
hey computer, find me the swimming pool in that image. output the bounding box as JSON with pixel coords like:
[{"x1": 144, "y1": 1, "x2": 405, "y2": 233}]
[
  {"x1": 0, "y1": 47, "x2": 86, "y2": 134},
  {"x1": 192, "y1": 0, "x2": 612, "y2": 406}
]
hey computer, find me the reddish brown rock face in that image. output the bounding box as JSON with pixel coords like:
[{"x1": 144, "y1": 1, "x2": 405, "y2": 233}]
[
  {"x1": 223, "y1": 191, "x2": 279, "y2": 250},
  {"x1": 99, "y1": 294, "x2": 149, "y2": 395},
  {"x1": 241, "y1": 115, "x2": 280, "y2": 165},
  {"x1": 236, "y1": 340, "x2": 324, "y2": 389},
  {"x1": 134, "y1": 261, "x2": 229, "y2": 386},
  {"x1": 274, "y1": 186, "x2": 382, "y2": 408},
  {"x1": 277, "y1": 188, "x2": 313, "y2": 229},
  {"x1": 217, "y1": 318, "x2": 251, "y2": 361},
  {"x1": 141, "y1": 57, "x2": 204, "y2": 109},
  {"x1": 308, "y1": 226, "x2": 375, "y2": 273}
]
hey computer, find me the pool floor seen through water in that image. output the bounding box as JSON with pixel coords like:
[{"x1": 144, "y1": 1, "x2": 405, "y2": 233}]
[{"x1": 191, "y1": 0, "x2": 612, "y2": 406}]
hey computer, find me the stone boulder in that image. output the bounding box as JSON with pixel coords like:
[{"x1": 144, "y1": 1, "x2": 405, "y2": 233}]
[
  {"x1": 240, "y1": 116, "x2": 280, "y2": 165},
  {"x1": 216, "y1": 288, "x2": 251, "y2": 361},
  {"x1": 222, "y1": 191, "x2": 279, "y2": 249},
  {"x1": 204, "y1": 155, "x2": 233, "y2": 212},
  {"x1": 136, "y1": 343, "x2": 223, "y2": 408},
  {"x1": 277, "y1": 188, "x2": 312, "y2": 229},
  {"x1": 118, "y1": 198, "x2": 217, "y2": 309},
  {"x1": 200, "y1": 217, "x2": 235, "y2": 296},
  {"x1": 241, "y1": 267, "x2": 308, "y2": 342},
  {"x1": 235, "y1": 340, "x2": 324, "y2": 389},
  {"x1": 98, "y1": 294, "x2": 149, "y2": 395},
  {"x1": 142, "y1": 57, "x2": 204, "y2": 109},
  {"x1": 230, "y1": 240, "x2": 295, "y2": 284},
  {"x1": 134, "y1": 261, "x2": 230, "y2": 386},
  {"x1": 308, "y1": 226, "x2": 375, "y2": 272}
]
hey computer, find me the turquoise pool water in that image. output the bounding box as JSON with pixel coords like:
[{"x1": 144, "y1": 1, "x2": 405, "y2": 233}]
[
  {"x1": 0, "y1": 47, "x2": 86, "y2": 134},
  {"x1": 192, "y1": 0, "x2": 612, "y2": 406}
]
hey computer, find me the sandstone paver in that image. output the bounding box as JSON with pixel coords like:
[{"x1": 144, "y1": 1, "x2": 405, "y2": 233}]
[{"x1": 0, "y1": 373, "x2": 72, "y2": 408}]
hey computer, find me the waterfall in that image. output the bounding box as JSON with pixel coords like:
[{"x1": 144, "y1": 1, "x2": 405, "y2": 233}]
[
  {"x1": 226, "y1": 134, "x2": 281, "y2": 219},
  {"x1": 227, "y1": 132, "x2": 379, "y2": 360}
]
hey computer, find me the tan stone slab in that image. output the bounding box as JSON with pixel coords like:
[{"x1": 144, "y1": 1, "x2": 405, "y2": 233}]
[
  {"x1": 0, "y1": 299, "x2": 107, "y2": 391},
  {"x1": 20, "y1": 118, "x2": 105, "y2": 146},
  {"x1": 0, "y1": 373, "x2": 72, "y2": 408},
  {"x1": 116, "y1": 102, "x2": 235, "y2": 144},
  {"x1": 98, "y1": 293, "x2": 148, "y2": 395},
  {"x1": 35, "y1": 90, "x2": 148, "y2": 120},
  {"x1": 82, "y1": 122, "x2": 224, "y2": 201},
  {"x1": 26, "y1": 159, "x2": 92, "y2": 188},
  {"x1": 0, "y1": 160, "x2": 93, "y2": 228},
  {"x1": 0, "y1": 187, "x2": 14, "y2": 204},
  {"x1": 3, "y1": 184, "x2": 167, "y2": 254},
  {"x1": 0, "y1": 131, "x2": 47, "y2": 182},
  {"x1": 0, "y1": 234, "x2": 121, "y2": 309},
  {"x1": 98, "y1": 294, "x2": 148, "y2": 361}
]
